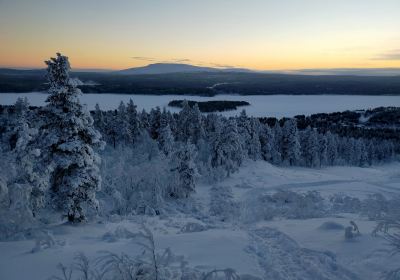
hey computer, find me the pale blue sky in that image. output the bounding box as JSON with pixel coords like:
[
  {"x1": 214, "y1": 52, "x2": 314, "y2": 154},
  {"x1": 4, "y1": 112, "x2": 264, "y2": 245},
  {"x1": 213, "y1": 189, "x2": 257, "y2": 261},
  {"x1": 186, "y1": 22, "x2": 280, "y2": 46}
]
[{"x1": 0, "y1": 0, "x2": 399, "y2": 69}]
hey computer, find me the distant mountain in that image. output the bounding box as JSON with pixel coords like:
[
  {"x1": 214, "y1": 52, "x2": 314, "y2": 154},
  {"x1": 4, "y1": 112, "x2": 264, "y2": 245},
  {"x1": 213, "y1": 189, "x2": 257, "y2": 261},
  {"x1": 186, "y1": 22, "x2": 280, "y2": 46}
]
[{"x1": 116, "y1": 63, "x2": 253, "y2": 75}]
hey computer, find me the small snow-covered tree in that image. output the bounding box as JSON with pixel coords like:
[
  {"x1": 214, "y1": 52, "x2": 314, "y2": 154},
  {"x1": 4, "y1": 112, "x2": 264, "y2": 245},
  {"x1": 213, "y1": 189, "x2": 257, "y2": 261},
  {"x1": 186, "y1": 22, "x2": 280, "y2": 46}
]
[{"x1": 41, "y1": 53, "x2": 104, "y2": 223}]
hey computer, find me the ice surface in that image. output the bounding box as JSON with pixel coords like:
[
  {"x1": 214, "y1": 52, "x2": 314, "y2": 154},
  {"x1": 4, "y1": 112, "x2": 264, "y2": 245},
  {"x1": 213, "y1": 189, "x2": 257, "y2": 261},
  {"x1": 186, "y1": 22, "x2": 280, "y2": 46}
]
[{"x1": 1, "y1": 92, "x2": 400, "y2": 117}]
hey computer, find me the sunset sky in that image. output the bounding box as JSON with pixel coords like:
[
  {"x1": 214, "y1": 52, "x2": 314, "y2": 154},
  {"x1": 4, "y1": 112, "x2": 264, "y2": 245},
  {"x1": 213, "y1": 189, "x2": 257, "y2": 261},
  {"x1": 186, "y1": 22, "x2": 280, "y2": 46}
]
[{"x1": 0, "y1": 0, "x2": 399, "y2": 70}]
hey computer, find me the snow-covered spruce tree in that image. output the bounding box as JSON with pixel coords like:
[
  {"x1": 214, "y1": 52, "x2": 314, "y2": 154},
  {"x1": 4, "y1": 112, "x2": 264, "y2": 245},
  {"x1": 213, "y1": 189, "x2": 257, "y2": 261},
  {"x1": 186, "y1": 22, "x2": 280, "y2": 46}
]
[
  {"x1": 11, "y1": 99, "x2": 46, "y2": 216},
  {"x1": 139, "y1": 109, "x2": 150, "y2": 131},
  {"x1": 115, "y1": 101, "x2": 133, "y2": 145},
  {"x1": 300, "y1": 127, "x2": 320, "y2": 168},
  {"x1": 326, "y1": 131, "x2": 339, "y2": 165},
  {"x1": 223, "y1": 118, "x2": 244, "y2": 175},
  {"x1": 93, "y1": 103, "x2": 105, "y2": 133},
  {"x1": 318, "y1": 132, "x2": 328, "y2": 166},
  {"x1": 176, "y1": 100, "x2": 191, "y2": 142},
  {"x1": 259, "y1": 124, "x2": 273, "y2": 162},
  {"x1": 41, "y1": 53, "x2": 104, "y2": 223},
  {"x1": 281, "y1": 118, "x2": 301, "y2": 166},
  {"x1": 177, "y1": 101, "x2": 204, "y2": 144},
  {"x1": 247, "y1": 118, "x2": 262, "y2": 161},
  {"x1": 170, "y1": 142, "x2": 198, "y2": 198},
  {"x1": 270, "y1": 121, "x2": 283, "y2": 165},
  {"x1": 158, "y1": 124, "x2": 174, "y2": 156},
  {"x1": 149, "y1": 106, "x2": 162, "y2": 139},
  {"x1": 236, "y1": 109, "x2": 251, "y2": 155},
  {"x1": 126, "y1": 99, "x2": 141, "y2": 143},
  {"x1": 14, "y1": 97, "x2": 29, "y2": 116}
]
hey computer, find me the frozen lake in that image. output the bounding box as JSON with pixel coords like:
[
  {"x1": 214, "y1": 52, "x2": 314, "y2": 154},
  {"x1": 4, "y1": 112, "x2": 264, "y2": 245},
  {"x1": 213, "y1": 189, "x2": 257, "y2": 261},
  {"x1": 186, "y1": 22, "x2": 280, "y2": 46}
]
[{"x1": 1, "y1": 92, "x2": 400, "y2": 118}]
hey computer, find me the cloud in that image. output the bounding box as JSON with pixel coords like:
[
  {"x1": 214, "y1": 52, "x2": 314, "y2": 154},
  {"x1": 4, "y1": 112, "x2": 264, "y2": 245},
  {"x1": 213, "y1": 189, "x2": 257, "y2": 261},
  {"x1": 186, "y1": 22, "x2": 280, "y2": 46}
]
[
  {"x1": 131, "y1": 56, "x2": 156, "y2": 62},
  {"x1": 131, "y1": 56, "x2": 193, "y2": 64},
  {"x1": 170, "y1": 58, "x2": 192, "y2": 63},
  {"x1": 211, "y1": 63, "x2": 237, "y2": 68},
  {"x1": 372, "y1": 49, "x2": 400, "y2": 60}
]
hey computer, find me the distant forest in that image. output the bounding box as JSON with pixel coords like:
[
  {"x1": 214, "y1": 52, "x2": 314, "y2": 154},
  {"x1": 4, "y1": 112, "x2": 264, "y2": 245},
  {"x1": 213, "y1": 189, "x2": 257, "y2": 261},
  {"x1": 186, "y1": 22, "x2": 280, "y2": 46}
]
[
  {"x1": 168, "y1": 100, "x2": 250, "y2": 112},
  {"x1": 1, "y1": 69, "x2": 400, "y2": 95}
]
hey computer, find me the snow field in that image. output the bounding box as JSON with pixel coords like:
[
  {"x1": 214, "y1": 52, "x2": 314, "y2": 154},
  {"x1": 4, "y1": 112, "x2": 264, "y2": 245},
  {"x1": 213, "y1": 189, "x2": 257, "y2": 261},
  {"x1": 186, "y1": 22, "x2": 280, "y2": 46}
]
[{"x1": 1, "y1": 161, "x2": 399, "y2": 279}]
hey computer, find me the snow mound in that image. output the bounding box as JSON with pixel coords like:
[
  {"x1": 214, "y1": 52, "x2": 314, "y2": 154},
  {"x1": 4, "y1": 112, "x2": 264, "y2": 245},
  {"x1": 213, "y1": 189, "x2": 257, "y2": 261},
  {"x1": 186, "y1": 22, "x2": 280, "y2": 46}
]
[
  {"x1": 31, "y1": 230, "x2": 65, "y2": 253},
  {"x1": 242, "y1": 190, "x2": 326, "y2": 223},
  {"x1": 248, "y1": 227, "x2": 360, "y2": 280},
  {"x1": 102, "y1": 226, "x2": 137, "y2": 242},
  {"x1": 180, "y1": 222, "x2": 208, "y2": 233}
]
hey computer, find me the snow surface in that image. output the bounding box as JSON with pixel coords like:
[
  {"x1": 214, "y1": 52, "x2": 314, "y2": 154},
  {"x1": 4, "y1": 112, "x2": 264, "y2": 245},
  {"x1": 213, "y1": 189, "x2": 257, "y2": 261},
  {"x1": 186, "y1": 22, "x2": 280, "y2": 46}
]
[
  {"x1": 1, "y1": 161, "x2": 400, "y2": 280},
  {"x1": 1, "y1": 93, "x2": 400, "y2": 117}
]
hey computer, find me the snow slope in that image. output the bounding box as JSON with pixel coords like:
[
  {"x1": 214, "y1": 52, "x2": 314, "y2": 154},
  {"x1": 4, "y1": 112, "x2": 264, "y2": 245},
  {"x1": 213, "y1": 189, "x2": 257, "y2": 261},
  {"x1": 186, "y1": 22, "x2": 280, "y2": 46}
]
[{"x1": 1, "y1": 161, "x2": 400, "y2": 279}]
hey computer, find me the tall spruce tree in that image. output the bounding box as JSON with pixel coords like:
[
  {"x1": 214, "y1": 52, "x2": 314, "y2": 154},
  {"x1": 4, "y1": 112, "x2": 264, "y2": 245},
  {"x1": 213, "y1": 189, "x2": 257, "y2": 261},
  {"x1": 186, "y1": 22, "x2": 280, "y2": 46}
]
[{"x1": 41, "y1": 53, "x2": 104, "y2": 223}]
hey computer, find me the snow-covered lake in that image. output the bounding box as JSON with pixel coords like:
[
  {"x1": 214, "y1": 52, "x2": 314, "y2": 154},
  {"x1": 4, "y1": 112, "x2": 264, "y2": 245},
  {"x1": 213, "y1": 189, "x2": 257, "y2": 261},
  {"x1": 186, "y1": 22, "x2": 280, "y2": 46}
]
[{"x1": 1, "y1": 92, "x2": 400, "y2": 118}]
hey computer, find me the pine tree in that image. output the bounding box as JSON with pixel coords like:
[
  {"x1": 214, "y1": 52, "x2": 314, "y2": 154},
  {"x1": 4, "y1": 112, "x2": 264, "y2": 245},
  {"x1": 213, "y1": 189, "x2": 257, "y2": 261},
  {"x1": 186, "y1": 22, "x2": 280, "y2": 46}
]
[{"x1": 41, "y1": 53, "x2": 104, "y2": 223}]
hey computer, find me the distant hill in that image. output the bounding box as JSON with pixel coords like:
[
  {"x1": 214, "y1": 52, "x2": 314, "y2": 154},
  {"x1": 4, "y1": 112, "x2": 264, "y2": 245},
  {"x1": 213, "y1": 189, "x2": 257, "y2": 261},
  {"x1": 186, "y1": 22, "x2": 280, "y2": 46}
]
[
  {"x1": 0, "y1": 67, "x2": 399, "y2": 95},
  {"x1": 116, "y1": 63, "x2": 253, "y2": 75},
  {"x1": 285, "y1": 68, "x2": 400, "y2": 77}
]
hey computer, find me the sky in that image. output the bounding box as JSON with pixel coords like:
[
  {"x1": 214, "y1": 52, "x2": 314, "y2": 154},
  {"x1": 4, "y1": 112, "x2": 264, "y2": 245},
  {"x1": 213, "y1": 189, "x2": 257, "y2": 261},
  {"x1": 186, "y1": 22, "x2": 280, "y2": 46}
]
[{"x1": 0, "y1": 0, "x2": 399, "y2": 70}]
